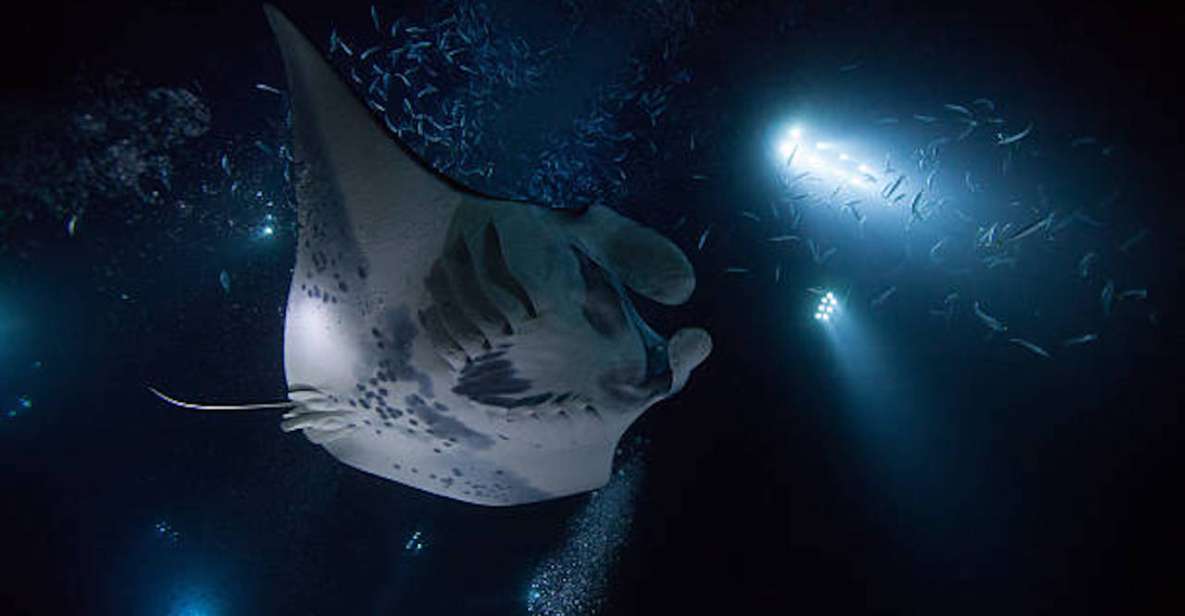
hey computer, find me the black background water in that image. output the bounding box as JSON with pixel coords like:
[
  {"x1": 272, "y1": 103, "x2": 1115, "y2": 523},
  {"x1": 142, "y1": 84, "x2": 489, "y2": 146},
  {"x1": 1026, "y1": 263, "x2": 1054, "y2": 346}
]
[{"x1": 2, "y1": 1, "x2": 1182, "y2": 614}]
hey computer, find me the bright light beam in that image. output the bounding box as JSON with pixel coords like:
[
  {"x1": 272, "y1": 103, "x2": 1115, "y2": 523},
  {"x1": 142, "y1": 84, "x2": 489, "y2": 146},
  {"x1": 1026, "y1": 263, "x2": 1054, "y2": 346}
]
[{"x1": 774, "y1": 123, "x2": 880, "y2": 192}]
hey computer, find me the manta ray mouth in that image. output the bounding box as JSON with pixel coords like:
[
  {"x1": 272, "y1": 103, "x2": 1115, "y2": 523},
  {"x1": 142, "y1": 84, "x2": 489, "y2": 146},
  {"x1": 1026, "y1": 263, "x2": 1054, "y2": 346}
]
[
  {"x1": 571, "y1": 244, "x2": 673, "y2": 396},
  {"x1": 621, "y1": 298, "x2": 673, "y2": 396}
]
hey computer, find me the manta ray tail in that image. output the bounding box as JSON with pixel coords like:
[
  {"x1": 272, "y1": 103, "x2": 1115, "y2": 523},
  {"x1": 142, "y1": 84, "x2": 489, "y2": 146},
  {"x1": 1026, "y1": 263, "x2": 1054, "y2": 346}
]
[{"x1": 147, "y1": 386, "x2": 298, "y2": 412}]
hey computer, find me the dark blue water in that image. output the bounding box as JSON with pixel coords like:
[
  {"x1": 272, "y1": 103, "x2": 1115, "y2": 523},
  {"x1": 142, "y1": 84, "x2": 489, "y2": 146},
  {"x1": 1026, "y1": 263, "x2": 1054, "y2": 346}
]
[{"x1": 2, "y1": 1, "x2": 1181, "y2": 614}]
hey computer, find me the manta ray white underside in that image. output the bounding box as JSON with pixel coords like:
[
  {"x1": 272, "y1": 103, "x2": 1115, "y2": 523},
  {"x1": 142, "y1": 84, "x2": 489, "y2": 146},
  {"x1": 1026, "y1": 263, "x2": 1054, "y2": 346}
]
[{"x1": 209, "y1": 5, "x2": 711, "y2": 506}]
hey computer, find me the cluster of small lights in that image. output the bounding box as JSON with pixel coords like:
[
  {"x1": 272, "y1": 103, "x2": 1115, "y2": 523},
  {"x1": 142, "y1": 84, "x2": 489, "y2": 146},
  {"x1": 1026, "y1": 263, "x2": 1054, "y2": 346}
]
[
  {"x1": 815, "y1": 292, "x2": 839, "y2": 322},
  {"x1": 404, "y1": 529, "x2": 426, "y2": 554},
  {"x1": 5, "y1": 395, "x2": 33, "y2": 419},
  {"x1": 154, "y1": 520, "x2": 181, "y2": 545},
  {"x1": 775, "y1": 125, "x2": 879, "y2": 189},
  {"x1": 257, "y1": 213, "x2": 276, "y2": 239}
]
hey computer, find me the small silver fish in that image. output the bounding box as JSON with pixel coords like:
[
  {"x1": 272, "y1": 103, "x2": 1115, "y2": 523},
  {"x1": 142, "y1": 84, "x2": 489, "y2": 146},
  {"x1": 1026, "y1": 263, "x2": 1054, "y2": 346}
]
[
  {"x1": 1119, "y1": 227, "x2": 1148, "y2": 253},
  {"x1": 1101, "y1": 279, "x2": 1115, "y2": 317},
  {"x1": 218, "y1": 270, "x2": 231, "y2": 294},
  {"x1": 67, "y1": 214, "x2": 80, "y2": 237},
  {"x1": 913, "y1": 114, "x2": 938, "y2": 123},
  {"x1": 724, "y1": 267, "x2": 750, "y2": 274},
  {"x1": 883, "y1": 174, "x2": 905, "y2": 199},
  {"x1": 1008, "y1": 338, "x2": 1050, "y2": 358},
  {"x1": 955, "y1": 122, "x2": 978, "y2": 141},
  {"x1": 996, "y1": 123, "x2": 1033, "y2": 145},
  {"x1": 973, "y1": 301, "x2": 1007, "y2": 332},
  {"x1": 1062, "y1": 333, "x2": 1098, "y2": 347},
  {"x1": 767, "y1": 234, "x2": 800, "y2": 243},
  {"x1": 943, "y1": 103, "x2": 972, "y2": 116},
  {"x1": 1120, "y1": 288, "x2": 1147, "y2": 301},
  {"x1": 1072, "y1": 210, "x2": 1105, "y2": 227},
  {"x1": 870, "y1": 285, "x2": 897, "y2": 308},
  {"x1": 255, "y1": 83, "x2": 284, "y2": 95},
  {"x1": 929, "y1": 237, "x2": 949, "y2": 262},
  {"x1": 697, "y1": 226, "x2": 711, "y2": 251},
  {"x1": 909, "y1": 191, "x2": 925, "y2": 220},
  {"x1": 1078, "y1": 252, "x2": 1098, "y2": 278},
  {"x1": 1006, "y1": 211, "x2": 1054, "y2": 244}
]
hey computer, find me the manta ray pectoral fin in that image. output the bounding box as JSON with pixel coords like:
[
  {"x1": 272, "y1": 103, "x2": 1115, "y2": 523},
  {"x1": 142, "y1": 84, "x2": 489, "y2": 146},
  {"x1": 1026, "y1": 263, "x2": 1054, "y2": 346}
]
[
  {"x1": 262, "y1": 3, "x2": 464, "y2": 261},
  {"x1": 147, "y1": 386, "x2": 297, "y2": 412}
]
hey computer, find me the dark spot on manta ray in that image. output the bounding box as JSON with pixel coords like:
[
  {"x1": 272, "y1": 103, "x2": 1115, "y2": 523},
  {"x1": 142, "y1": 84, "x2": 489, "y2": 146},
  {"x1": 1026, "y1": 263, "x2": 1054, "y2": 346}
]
[
  {"x1": 471, "y1": 392, "x2": 554, "y2": 409},
  {"x1": 452, "y1": 354, "x2": 531, "y2": 403},
  {"x1": 377, "y1": 305, "x2": 434, "y2": 398},
  {"x1": 399, "y1": 393, "x2": 495, "y2": 449}
]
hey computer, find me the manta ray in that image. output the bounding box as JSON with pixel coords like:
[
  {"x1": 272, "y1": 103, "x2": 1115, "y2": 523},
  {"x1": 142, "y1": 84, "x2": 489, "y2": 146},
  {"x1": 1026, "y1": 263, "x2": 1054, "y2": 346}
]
[{"x1": 152, "y1": 5, "x2": 711, "y2": 506}]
